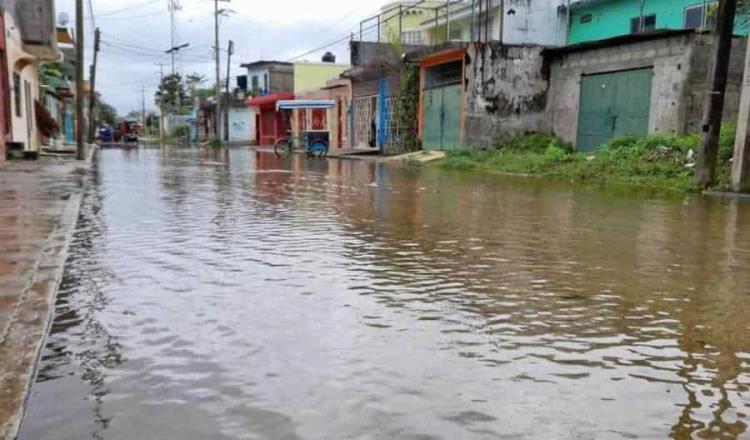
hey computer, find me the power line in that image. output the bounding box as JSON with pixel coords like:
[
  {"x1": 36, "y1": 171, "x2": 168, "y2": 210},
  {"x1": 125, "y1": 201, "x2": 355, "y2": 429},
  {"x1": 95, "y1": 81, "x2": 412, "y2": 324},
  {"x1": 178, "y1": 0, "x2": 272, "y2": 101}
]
[{"x1": 87, "y1": 0, "x2": 96, "y2": 29}]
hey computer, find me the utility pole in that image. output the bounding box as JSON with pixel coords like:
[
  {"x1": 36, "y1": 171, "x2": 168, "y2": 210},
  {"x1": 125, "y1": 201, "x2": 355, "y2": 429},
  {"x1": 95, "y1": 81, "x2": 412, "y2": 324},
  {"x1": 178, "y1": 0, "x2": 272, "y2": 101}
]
[
  {"x1": 87, "y1": 28, "x2": 100, "y2": 143},
  {"x1": 168, "y1": 0, "x2": 181, "y2": 75},
  {"x1": 224, "y1": 40, "x2": 233, "y2": 142},
  {"x1": 75, "y1": 0, "x2": 85, "y2": 160},
  {"x1": 215, "y1": 0, "x2": 221, "y2": 141},
  {"x1": 695, "y1": 0, "x2": 738, "y2": 188},
  {"x1": 214, "y1": 0, "x2": 230, "y2": 142},
  {"x1": 731, "y1": 34, "x2": 750, "y2": 192},
  {"x1": 141, "y1": 85, "x2": 146, "y2": 136},
  {"x1": 155, "y1": 62, "x2": 166, "y2": 141}
]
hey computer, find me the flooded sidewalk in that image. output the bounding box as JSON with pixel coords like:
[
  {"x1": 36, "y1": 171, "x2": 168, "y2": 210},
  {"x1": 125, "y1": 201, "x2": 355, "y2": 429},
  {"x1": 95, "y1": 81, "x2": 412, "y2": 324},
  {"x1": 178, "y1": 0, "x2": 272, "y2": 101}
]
[{"x1": 0, "y1": 152, "x2": 93, "y2": 439}]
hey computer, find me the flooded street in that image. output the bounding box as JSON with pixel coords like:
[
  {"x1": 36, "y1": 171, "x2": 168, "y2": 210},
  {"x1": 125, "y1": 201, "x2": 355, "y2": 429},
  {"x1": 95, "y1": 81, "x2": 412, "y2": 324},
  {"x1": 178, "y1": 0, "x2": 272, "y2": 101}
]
[{"x1": 18, "y1": 146, "x2": 750, "y2": 439}]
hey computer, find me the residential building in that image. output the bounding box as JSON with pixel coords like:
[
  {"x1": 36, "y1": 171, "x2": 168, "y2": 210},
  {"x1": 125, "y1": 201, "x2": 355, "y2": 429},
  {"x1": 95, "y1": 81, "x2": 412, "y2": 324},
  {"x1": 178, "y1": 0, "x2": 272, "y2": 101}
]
[
  {"x1": 241, "y1": 61, "x2": 295, "y2": 145},
  {"x1": 240, "y1": 61, "x2": 293, "y2": 96},
  {"x1": 3, "y1": 0, "x2": 58, "y2": 153},
  {"x1": 378, "y1": 1, "x2": 446, "y2": 44},
  {"x1": 548, "y1": 31, "x2": 747, "y2": 151},
  {"x1": 293, "y1": 60, "x2": 350, "y2": 95},
  {"x1": 293, "y1": 78, "x2": 351, "y2": 150},
  {"x1": 568, "y1": 0, "x2": 749, "y2": 45},
  {"x1": 419, "y1": 0, "x2": 568, "y2": 46},
  {"x1": 246, "y1": 92, "x2": 294, "y2": 145},
  {"x1": 345, "y1": 41, "x2": 422, "y2": 153}
]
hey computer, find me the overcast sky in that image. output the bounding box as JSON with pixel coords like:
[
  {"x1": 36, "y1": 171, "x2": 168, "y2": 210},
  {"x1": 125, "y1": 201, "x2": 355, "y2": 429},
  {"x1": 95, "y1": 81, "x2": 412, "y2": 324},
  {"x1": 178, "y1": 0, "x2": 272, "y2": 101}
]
[{"x1": 55, "y1": 0, "x2": 388, "y2": 114}]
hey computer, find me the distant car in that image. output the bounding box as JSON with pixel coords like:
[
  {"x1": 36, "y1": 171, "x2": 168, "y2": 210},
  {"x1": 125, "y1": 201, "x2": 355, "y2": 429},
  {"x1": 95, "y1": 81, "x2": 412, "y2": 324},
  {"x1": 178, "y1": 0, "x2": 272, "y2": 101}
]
[{"x1": 98, "y1": 125, "x2": 113, "y2": 143}]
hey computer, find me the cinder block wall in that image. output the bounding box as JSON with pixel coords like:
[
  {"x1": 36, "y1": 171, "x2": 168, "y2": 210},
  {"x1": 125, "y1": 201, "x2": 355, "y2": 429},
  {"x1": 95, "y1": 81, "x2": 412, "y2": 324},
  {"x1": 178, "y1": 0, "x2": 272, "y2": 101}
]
[
  {"x1": 464, "y1": 43, "x2": 551, "y2": 149},
  {"x1": 548, "y1": 34, "x2": 747, "y2": 149}
]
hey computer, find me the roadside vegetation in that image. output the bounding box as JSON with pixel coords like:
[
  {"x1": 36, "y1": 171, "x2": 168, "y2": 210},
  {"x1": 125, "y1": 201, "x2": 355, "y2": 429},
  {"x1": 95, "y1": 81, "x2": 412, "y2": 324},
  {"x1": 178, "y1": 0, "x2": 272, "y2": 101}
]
[{"x1": 436, "y1": 126, "x2": 737, "y2": 192}]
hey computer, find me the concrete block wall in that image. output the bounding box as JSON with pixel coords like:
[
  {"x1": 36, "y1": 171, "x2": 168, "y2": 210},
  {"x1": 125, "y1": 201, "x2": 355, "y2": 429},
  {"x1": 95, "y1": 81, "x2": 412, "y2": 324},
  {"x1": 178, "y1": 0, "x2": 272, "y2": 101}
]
[
  {"x1": 464, "y1": 43, "x2": 550, "y2": 149},
  {"x1": 549, "y1": 33, "x2": 747, "y2": 148},
  {"x1": 549, "y1": 34, "x2": 695, "y2": 147}
]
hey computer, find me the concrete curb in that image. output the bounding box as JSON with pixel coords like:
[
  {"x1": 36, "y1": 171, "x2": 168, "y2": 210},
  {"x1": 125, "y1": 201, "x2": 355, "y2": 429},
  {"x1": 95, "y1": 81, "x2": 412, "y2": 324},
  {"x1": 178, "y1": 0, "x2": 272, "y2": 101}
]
[{"x1": 0, "y1": 146, "x2": 97, "y2": 440}]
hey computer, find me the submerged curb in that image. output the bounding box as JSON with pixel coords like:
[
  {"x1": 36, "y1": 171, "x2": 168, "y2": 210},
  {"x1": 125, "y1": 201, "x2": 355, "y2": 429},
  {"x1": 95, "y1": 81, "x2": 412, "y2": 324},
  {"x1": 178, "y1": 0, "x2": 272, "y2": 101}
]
[{"x1": 0, "y1": 146, "x2": 97, "y2": 440}]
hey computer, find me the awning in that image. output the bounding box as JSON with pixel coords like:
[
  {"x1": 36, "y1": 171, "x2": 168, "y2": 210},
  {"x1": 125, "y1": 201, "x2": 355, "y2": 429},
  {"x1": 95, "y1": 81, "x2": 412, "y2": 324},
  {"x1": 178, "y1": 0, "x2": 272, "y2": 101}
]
[
  {"x1": 276, "y1": 100, "x2": 336, "y2": 111},
  {"x1": 246, "y1": 92, "x2": 295, "y2": 109}
]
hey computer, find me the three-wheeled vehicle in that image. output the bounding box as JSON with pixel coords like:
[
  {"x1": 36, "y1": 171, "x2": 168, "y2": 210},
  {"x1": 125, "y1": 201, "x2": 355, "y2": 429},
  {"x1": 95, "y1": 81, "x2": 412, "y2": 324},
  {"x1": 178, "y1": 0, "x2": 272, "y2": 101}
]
[
  {"x1": 274, "y1": 100, "x2": 335, "y2": 157},
  {"x1": 118, "y1": 120, "x2": 139, "y2": 143}
]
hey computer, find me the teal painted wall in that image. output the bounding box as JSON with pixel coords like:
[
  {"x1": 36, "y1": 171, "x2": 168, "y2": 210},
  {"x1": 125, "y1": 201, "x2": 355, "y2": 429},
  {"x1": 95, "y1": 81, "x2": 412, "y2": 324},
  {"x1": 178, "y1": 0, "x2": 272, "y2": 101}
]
[{"x1": 568, "y1": 0, "x2": 748, "y2": 44}]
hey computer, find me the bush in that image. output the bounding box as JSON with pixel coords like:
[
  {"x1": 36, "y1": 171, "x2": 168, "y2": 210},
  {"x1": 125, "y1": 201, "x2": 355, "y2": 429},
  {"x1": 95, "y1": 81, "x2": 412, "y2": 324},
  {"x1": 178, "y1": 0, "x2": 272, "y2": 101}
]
[
  {"x1": 172, "y1": 126, "x2": 189, "y2": 138},
  {"x1": 499, "y1": 133, "x2": 573, "y2": 154},
  {"x1": 718, "y1": 123, "x2": 737, "y2": 163}
]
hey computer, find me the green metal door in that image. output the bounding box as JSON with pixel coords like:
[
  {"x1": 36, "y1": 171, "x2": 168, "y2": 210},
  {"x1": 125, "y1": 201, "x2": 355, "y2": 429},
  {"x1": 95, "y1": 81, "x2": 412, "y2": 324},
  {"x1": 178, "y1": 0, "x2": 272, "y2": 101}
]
[
  {"x1": 423, "y1": 85, "x2": 462, "y2": 151},
  {"x1": 423, "y1": 88, "x2": 442, "y2": 150},
  {"x1": 442, "y1": 84, "x2": 462, "y2": 150},
  {"x1": 577, "y1": 68, "x2": 653, "y2": 152}
]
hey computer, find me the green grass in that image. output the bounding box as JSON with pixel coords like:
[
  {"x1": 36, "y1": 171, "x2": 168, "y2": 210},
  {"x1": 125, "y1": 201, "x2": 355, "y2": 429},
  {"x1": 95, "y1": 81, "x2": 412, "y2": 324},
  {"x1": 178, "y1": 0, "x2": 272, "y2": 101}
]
[{"x1": 436, "y1": 129, "x2": 737, "y2": 192}]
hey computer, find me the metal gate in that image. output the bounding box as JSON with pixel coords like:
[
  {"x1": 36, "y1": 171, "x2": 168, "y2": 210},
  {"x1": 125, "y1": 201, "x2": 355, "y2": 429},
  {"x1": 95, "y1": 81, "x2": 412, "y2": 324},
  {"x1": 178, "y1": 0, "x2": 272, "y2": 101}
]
[
  {"x1": 422, "y1": 61, "x2": 462, "y2": 151},
  {"x1": 577, "y1": 67, "x2": 653, "y2": 152}
]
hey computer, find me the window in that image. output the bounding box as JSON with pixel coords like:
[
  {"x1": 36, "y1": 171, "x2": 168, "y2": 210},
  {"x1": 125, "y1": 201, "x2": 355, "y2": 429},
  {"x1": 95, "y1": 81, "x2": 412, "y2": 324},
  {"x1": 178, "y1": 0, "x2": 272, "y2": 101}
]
[
  {"x1": 630, "y1": 14, "x2": 656, "y2": 34},
  {"x1": 685, "y1": 4, "x2": 706, "y2": 29},
  {"x1": 449, "y1": 28, "x2": 463, "y2": 41},
  {"x1": 263, "y1": 73, "x2": 268, "y2": 93},
  {"x1": 580, "y1": 14, "x2": 592, "y2": 24},
  {"x1": 401, "y1": 31, "x2": 424, "y2": 45},
  {"x1": 13, "y1": 73, "x2": 21, "y2": 117},
  {"x1": 643, "y1": 14, "x2": 656, "y2": 31},
  {"x1": 251, "y1": 75, "x2": 259, "y2": 92}
]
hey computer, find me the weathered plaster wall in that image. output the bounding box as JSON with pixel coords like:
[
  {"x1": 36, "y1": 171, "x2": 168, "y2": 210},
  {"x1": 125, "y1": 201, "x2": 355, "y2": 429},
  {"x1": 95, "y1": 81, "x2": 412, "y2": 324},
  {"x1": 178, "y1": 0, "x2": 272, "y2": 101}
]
[
  {"x1": 465, "y1": 43, "x2": 550, "y2": 148},
  {"x1": 549, "y1": 34, "x2": 746, "y2": 148},
  {"x1": 503, "y1": 0, "x2": 568, "y2": 46}
]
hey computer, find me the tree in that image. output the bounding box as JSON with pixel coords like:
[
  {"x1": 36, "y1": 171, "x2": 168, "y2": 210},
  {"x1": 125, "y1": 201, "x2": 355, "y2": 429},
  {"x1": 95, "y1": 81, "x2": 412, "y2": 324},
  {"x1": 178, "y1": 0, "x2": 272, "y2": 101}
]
[
  {"x1": 155, "y1": 73, "x2": 187, "y2": 112},
  {"x1": 98, "y1": 100, "x2": 118, "y2": 126},
  {"x1": 126, "y1": 110, "x2": 141, "y2": 121}
]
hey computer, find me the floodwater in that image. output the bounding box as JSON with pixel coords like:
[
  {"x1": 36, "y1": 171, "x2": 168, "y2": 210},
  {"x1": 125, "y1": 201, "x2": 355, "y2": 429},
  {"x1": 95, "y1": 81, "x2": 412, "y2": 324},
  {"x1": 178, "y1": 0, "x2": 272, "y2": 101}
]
[{"x1": 18, "y1": 146, "x2": 750, "y2": 440}]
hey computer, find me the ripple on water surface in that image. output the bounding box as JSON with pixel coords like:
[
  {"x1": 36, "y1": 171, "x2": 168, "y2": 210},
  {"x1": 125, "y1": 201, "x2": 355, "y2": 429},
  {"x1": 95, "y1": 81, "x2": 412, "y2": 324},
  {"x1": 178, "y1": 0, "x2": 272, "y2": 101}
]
[{"x1": 18, "y1": 147, "x2": 750, "y2": 440}]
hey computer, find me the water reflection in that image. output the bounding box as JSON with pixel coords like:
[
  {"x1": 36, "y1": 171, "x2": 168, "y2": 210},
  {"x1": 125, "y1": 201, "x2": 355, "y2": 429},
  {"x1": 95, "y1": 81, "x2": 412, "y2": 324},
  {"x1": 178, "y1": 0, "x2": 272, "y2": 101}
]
[{"x1": 19, "y1": 147, "x2": 750, "y2": 439}]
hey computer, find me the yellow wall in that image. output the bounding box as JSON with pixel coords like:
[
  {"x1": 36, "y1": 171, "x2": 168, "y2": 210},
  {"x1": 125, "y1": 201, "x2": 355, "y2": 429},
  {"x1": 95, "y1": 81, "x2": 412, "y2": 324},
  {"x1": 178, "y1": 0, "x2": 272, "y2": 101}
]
[{"x1": 293, "y1": 63, "x2": 350, "y2": 94}]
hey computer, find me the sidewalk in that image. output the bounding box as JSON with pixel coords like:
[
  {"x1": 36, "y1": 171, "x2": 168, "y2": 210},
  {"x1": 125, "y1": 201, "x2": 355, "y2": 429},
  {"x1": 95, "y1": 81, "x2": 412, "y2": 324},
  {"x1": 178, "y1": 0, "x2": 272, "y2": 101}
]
[{"x1": 0, "y1": 148, "x2": 95, "y2": 439}]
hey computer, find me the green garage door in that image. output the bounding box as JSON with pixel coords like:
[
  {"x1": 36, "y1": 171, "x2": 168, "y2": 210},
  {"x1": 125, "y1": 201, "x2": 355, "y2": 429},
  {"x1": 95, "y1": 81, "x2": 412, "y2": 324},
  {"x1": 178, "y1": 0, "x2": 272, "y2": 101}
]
[
  {"x1": 577, "y1": 68, "x2": 653, "y2": 152},
  {"x1": 423, "y1": 84, "x2": 462, "y2": 151},
  {"x1": 423, "y1": 61, "x2": 463, "y2": 151}
]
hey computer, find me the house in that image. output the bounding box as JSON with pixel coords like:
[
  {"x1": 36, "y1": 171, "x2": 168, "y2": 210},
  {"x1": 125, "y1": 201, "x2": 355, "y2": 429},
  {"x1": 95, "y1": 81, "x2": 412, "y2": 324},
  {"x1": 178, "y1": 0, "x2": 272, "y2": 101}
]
[
  {"x1": 402, "y1": 1, "x2": 570, "y2": 151},
  {"x1": 240, "y1": 60, "x2": 293, "y2": 96},
  {"x1": 345, "y1": 41, "x2": 423, "y2": 153},
  {"x1": 292, "y1": 78, "x2": 351, "y2": 150},
  {"x1": 2, "y1": 0, "x2": 59, "y2": 155},
  {"x1": 419, "y1": 0, "x2": 568, "y2": 46},
  {"x1": 568, "y1": 0, "x2": 749, "y2": 44},
  {"x1": 377, "y1": 1, "x2": 446, "y2": 45},
  {"x1": 547, "y1": 31, "x2": 747, "y2": 151},
  {"x1": 293, "y1": 59, "x2": 350, "y2": 95},
  {"x1": 242, "y1": 61, "x2": 296, "y2": 145}
]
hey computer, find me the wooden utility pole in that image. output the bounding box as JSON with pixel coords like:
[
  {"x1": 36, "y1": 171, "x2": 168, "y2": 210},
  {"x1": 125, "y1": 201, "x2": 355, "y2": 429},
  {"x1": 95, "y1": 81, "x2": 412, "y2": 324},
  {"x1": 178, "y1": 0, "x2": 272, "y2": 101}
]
[
  {"x1": 87, "y1": 28, "x2": 100, "y2": 143},
  {"x1": 224, "y1": 40, "x2": 233, "y2": 142},
  {"x1": 75, "y1": 0, "x2": 85, "y2": 159},
  {"x1": 731, "y1": 37, "x2": 750, "y2": 191},
  {"x1": 695, "y1": 0, "x2": 737, "y2": 188},
  {"x1": 214, "y1": 0, "x2": 221, "y2": 141}
]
